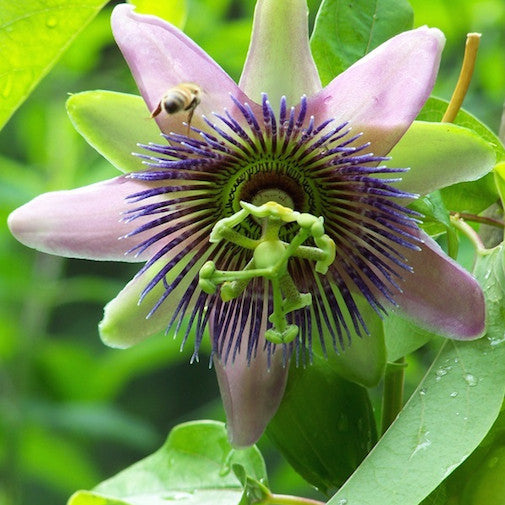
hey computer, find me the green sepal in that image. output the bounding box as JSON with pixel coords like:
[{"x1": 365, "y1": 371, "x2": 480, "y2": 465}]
[
  {"x1": 384, "y1": 312, "x2": 437, "y2": 362},
  {"x1": 415, "y1": 97, "x2": 503, "y2": 216},
  {"x1": 317, "y1": 294, "x2": 386, "y2": 388},
  {"x1": 68, "y1": 421, "x2": 268, "y2": 505},
  {"x1": 417, "y1": 97, "x2": 505, "y2": 162},
  {"x1": 310, "y1": 0, "x2": 413, "y2": 85},
  {"x1": 387, "y1": 121, "x2": 497, "y2": 197},
  {"x1": 66, "y1": 90, "x2": 162, "y2": 173},
  {"x1": 266, "y1": 354, "x2": 377, "y2": 495}
]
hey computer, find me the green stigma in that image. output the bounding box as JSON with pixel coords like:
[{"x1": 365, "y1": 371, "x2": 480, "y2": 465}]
[{"x1": 199, "y1": 201, "x2": 336, "y2": 344}]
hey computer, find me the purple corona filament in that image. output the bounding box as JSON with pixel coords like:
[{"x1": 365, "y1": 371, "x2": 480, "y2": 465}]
[{"x1": 124, "y1": 94, "x2": 421, "y2": 364}]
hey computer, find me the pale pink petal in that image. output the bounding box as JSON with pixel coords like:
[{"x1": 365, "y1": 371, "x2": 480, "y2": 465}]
[
  {"x1": 7, "y1": 177, "x2": 164, "y2": 262},
  {"x1": 111, "y1": 4, "x2": 256, "y2": 135},
  {"x1": 307, "y1": 27, "x2": 445, "y2": 156},
  {"x1": 398, "y1": 230, "x2": 485, "y2": 340},
  {"x1": 214, "y1": 343, "x2": 289, "y2": 448},
  {"x1": 239, "y1": 0, "x2": 321, "y2": 106}
]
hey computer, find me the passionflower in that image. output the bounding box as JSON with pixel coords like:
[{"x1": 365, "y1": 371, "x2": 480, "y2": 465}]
[{"x1": 8, "y1": 0, "x2": 487, "y2": 447}]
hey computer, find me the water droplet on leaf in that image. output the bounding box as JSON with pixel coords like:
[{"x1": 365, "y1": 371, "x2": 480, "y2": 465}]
[
  {"x1": 463, "y1": 373, "x2": 478, "y2": 387},
  {"x1": 412, "y1": 430, "x2": 431, "y2": 456},
  {"x1": 488, "y1": 334, "x2": 505, "y2": 347},
  {"x1": 46, "y1": 16, "x2": 58, "y2": 28}
]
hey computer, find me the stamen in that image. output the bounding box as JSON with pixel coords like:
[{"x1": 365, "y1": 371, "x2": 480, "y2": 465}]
[{"x1": 199, "y1": 201, "x2": 336, "y2": 344}]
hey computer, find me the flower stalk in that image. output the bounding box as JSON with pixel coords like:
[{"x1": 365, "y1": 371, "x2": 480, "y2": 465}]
[
  {"x1": 265, "y1": 494, "x2": 326, "y2": 505},
  {"x1": 442, "y1": 32, "x2": 481, "y2": 123},
  {"x1": 381, "y1": 357, "x2": 407, "y2": 435}
]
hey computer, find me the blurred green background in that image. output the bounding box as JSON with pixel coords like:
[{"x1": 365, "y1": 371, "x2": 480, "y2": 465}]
[{"x1": 0, "y1": 0, "x2": 504, "y2": 503}]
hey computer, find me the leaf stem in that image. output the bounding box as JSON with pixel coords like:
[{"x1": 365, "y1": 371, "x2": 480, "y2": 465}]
[
  {"x1": 442, "y1": 33, "x2": 481, "y2": 123},
  {"x1": 450, "y1": 214, "x2": 486, "y2": 253},
  {"x1": 267, "y1": 493, "x2": 326, "y2": 505},
  {"x1": 380, "y1": 357, "x2": 406, "y2": 435},
  {"x1": 450, "y1": 211, "x2": 505, "y2": 229}
]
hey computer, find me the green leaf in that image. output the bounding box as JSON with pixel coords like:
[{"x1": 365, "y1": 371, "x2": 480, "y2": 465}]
[
  {"x1": 66, "y1": 91, "x2": 162, "y2": 173},
  {"x1": 232, "y1": 465, "x2": 270, "y2": 505},
  {"x1": 68, "y1": 421, "x2": 268, "y2": 505},
  {"x1": 267, "y1": 354, "x2": 377, "y2": 495},
  {"x1": 417, "y1": 97, "x2": 505, "y2": 162},
  {"x1": 0, "y1": 0, "x2": 108, "y2": 130},
  {"x1": 128, "y1": 0, "x2": 187, "y2": 28},
  {"x1": 422, "y1": 407, "x2": 505, "y2": 505},
  {"x1": 493, "y1": 161, "x2": 505, "y2": 209},
  {"x1": 326, "y1": 244, "x2": 505, "y2": 505},
  {"x1": 440, "y1": 173, "x2": 498, "y2": 216},
  {"x1": 21, "y1": 425, "x2": 100, "y2": 492},
  {"x1": 387, "y1": 121, "x2": 496, "y2": 196},
  {"x1": 310, "y1": 0, "x2": 414, "y2": 85},
  {"x1": 408, "y1": 191, "x2": 451, "y2": 237}
]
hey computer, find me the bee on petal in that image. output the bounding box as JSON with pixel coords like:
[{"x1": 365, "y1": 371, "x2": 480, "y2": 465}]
[{"x1": 151, "y1": 83, "x2": 202, "y2": 133}]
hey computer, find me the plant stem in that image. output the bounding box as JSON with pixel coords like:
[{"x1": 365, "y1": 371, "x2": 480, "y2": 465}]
[
  {"x1": 266, "y1": 493, "x2": 326, "y2": 505},
  {"x1": 450, "y1": 214, "x2": 486, "y2": 253},
  {"x1": 450, "y1": 211, "x2": 505, "y2": 229},
  {"x1": 381, "y1": 357, "x2": 406, "y2": 435},
  {"x1": 442, "y1": 33, "x2": 481, "y2": 122}
]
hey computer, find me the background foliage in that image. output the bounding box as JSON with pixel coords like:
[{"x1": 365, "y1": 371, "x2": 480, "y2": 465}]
[{"x1": 1, "y1": 0, "x2": 504, "y2": 504}]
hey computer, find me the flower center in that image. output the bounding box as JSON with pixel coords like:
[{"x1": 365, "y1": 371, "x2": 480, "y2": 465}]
[
  {"x1": 126, "y1": 92, "x2": 420, "y2": 361},
  {"x1": 252, "y1": 187, "x2": 294, "y2": 209},
  {"x1": 199, "y1": 200, "x2": 336, "y2": 344}
]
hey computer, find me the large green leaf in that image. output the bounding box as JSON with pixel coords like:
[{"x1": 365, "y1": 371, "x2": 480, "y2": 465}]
[
  {"x1": 67, "y1": 91, "x2": 162, "y2": 174},
  {"x1": 420, "y1": 406, "x2": 505, "y2": 504},
  {"x1": 0, "y1": 0, "x2": 108, "y2": 130},
  {"x1": 310, "y1": 0, "x2": 414, "y2": 85},
  {"x1": 68, "y1": 421, "x2": 267, "y2": 505},
  {"x1": 326, "y1": 244, "x2": 505, "y2": 505},
  {"x1": 267, "y1": 354, "x2": 377, "y2": 495}
]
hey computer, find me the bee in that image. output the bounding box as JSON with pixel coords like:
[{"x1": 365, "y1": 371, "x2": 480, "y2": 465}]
[{"x1": 150, "y1": 83, "x2": 202, "y2": 133}]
